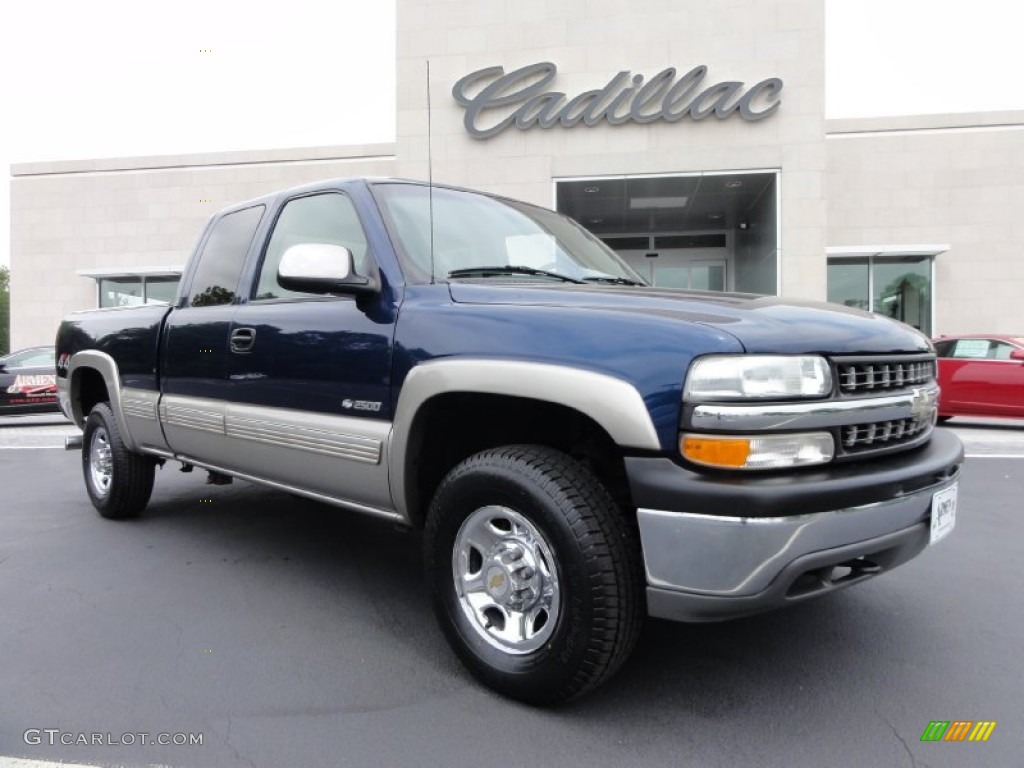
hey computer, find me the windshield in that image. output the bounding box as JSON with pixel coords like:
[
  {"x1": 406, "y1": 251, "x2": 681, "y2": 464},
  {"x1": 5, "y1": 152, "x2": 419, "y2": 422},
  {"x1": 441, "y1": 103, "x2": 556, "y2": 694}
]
[{"x1": 372, "y1": 183, "x2": 646, "y2": 285}]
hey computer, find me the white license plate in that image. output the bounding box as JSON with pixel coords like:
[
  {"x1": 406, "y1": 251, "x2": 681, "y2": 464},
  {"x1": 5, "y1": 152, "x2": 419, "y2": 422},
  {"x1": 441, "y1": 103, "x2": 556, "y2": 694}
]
[{"x1": 930, "y1": 483, "x2": 958, "y2": 545}]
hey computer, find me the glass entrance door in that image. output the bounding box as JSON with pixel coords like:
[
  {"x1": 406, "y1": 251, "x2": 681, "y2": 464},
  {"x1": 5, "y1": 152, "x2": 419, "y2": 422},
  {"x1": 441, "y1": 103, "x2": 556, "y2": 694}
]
[
  {"x1": 619, "y1": 252, "x2": 727, "y2": 291},
  {"x1": 555, "y1": 171, "x2": 778, "y2": 295},
  {"x1": 646, "y1": 260, "x2": 726, "y2": 290}
]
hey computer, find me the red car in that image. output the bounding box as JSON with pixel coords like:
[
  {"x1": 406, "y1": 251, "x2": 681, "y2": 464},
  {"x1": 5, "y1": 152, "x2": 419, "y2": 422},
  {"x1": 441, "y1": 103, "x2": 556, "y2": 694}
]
[{"x1": 932, "y1": 335, "x2": 1024, "y2": 420}]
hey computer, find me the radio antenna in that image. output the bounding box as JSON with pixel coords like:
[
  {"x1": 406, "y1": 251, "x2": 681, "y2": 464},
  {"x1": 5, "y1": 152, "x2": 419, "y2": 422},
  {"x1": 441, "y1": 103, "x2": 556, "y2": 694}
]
[{"x1": 426, "y1": 59, "x2": 436, "y2": 284}]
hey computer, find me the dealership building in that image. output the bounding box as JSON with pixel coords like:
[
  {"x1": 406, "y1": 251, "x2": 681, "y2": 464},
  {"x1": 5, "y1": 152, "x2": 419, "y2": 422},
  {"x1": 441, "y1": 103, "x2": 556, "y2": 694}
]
[{"x1": 9, "y1": 0, "x2": 1023, "y2": 349}]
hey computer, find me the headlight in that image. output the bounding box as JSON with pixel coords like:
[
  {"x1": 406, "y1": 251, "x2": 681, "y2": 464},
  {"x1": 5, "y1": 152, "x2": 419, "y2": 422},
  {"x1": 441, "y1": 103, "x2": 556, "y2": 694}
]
[
  {"x1": 684, "y1": 355, "x2": 832, "y2": 400},
  {"x1": 681, "y1": 432, "x2": 835, "y2": 470}
]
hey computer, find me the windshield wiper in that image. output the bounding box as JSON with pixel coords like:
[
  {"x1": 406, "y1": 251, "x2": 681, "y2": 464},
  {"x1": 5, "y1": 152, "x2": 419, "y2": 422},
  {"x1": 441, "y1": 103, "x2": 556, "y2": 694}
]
[
  {"x1": 446, "y1": 265, "x2": 586, "y2": 284},
  {"x1": 581, "y1": 275, "x2": 645, "y2": 286}
]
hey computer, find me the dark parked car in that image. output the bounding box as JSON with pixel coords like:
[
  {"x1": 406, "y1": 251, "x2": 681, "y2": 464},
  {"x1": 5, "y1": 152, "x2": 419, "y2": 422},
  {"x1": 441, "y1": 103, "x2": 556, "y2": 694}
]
[
  {"x1": 0, "y1": 346, "x2": 60, "y2": 415},
  {"x1": 933, "y1": 335, "x2": 1024, "y2": 420}
]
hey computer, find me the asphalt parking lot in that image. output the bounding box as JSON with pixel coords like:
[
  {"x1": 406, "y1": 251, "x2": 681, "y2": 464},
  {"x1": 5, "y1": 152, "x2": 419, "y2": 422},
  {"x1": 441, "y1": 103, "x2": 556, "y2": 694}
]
[{"x1": 1, "y1": 414, "x2": 1022, "y2": 768}]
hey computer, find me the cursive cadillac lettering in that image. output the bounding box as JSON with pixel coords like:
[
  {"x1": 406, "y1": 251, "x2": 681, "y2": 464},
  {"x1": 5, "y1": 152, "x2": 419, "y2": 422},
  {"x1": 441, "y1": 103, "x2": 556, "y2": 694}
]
[{"x1": 452, "y1": 62, "x2": 783, "y2": 139}]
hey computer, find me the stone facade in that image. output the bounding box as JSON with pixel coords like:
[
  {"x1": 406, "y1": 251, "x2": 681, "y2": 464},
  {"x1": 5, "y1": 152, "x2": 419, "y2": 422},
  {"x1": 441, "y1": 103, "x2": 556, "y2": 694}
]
[
  {"x1": 395, "y1": 0, "x2": 827, "y2": 299},
  {"x1": 826, "y1": 111, "x2": 1024, "y2": 335}
]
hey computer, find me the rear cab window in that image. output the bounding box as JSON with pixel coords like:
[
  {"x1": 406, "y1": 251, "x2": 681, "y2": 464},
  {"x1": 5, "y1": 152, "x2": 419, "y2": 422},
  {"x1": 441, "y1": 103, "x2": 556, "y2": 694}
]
[{"x1": 187, "y1": 205, "x2": 266, "y2": 307}]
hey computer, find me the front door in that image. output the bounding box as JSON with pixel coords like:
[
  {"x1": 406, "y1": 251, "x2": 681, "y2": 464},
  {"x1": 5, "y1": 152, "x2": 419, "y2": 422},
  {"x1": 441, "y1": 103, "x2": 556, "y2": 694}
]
[{"x1": 224, "y1": 191, "x2": 397, "y2": 510}]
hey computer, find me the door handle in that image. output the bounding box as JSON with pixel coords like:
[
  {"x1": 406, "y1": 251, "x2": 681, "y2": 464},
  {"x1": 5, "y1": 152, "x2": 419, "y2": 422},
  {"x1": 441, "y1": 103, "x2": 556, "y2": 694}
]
[{"x1": 230, "y1": 327, "x2": 256, "y2": 353}]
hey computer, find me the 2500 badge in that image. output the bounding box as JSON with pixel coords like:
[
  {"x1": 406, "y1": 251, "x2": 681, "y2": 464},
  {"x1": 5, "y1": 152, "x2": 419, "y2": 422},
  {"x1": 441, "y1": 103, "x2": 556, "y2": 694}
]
[{"x1": 341, "y1": 399, "x2": 382, "y2": 412}]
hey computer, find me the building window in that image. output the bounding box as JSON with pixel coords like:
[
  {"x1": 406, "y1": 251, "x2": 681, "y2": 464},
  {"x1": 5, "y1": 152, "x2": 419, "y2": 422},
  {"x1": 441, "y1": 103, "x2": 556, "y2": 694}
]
[
  {"x1": 98, "y1": 275, "x2": 182, "y2": 307},
  {"x1": 99, "y1": 277, "x2": 143, "y2": 307},
  {"x1": 827, "y1": 255, "x2": 932, "y2": 335},
  {"x1": 143, "y1": 276, "x2": 180, "y2": 304}
]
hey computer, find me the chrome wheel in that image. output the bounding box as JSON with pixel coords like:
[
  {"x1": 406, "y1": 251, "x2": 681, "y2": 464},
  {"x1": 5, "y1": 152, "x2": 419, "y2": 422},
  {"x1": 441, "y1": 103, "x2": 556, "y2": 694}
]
[
  {"x1": 452, "y1": 505, "x2": 560, "y2": 654},
  {"x1": 81, "y1": 402, "x2": 155, "y2": 519},
  {"x1": 88, "y1": 426, "x2": 113, "y2": 498}
]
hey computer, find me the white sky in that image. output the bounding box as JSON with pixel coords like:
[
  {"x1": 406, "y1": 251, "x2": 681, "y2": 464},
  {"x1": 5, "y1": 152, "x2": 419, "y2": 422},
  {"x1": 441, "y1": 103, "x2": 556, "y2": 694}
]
[{"x1": 2, "y1": 0, "x2": 1023, "y2": 268}]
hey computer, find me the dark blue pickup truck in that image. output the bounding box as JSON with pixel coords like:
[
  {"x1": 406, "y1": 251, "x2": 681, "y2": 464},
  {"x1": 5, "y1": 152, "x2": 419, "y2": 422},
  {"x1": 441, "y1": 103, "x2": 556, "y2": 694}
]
[{"x1": 56, "y1": 178, "x2": 963, "y2": 704}]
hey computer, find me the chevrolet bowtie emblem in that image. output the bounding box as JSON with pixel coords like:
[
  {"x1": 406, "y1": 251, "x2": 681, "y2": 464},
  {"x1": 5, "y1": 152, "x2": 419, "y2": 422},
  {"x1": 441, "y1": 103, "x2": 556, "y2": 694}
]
[{"x1": 911, "y1": 387, "x2": 936, "y2": 422}]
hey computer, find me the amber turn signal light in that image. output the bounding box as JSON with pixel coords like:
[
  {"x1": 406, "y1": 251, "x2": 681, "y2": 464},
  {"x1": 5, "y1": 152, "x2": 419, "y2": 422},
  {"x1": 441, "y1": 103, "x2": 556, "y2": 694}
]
[
  {"x1": 681, "y1": 432, "x2": 835, "y2": 470},
  {"x1": 681, "y1": 436, "x2": 752, "y2": 468}
]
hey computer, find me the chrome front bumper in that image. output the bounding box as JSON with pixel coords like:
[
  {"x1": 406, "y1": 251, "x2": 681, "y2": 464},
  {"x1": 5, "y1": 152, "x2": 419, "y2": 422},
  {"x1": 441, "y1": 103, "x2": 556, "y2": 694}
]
[{"x1": 628, "y1": 431, "x2": 964, "y2": 622}]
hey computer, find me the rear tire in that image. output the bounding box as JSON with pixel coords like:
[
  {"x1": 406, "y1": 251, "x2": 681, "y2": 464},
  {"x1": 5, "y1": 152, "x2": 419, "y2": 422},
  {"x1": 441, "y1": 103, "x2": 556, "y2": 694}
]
[
  {"x1": 424, "y1": 445, "x2": 643, "y2": 705},
  {"x1": 82, "y1": 402, "x2": 155, "y2": 519}
]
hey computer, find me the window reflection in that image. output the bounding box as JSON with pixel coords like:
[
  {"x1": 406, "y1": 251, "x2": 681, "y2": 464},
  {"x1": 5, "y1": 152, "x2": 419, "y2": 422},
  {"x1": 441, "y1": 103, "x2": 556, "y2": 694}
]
[{"x1": 873, "y1": 258, "x2": 931, "y2": 333}]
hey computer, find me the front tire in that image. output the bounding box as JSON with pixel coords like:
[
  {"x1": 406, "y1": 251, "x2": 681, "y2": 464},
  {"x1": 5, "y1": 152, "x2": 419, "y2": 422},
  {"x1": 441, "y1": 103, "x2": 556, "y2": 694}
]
[
  {"x1": 424, "y1": 445, "x2": 643, "y2": 705},
  {"x1": 82, "y1": 402, "x2": 155, "y2": 519}
]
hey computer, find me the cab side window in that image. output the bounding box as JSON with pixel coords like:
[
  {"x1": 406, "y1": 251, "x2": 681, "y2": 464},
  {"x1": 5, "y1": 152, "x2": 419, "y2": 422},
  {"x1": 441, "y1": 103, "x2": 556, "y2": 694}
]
[
  {"x1": 188, "y1": 205, "x2": 265, "y2": 307},
  {"x1": 255, "y1": 193, "x2": 370, "y2": 300},
  {"x1": 950, "y1": 339, "x2": 991, "y2": 359},
  {"x1": 990, "y1": 341, "x2": 1016, "y2": 360}
]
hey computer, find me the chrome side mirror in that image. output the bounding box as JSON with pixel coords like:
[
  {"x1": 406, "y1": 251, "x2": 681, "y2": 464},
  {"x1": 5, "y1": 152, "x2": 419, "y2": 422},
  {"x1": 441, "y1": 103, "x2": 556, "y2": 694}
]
[{"x1": 278, "y1": 243, "x2": 377, "y2": 295}]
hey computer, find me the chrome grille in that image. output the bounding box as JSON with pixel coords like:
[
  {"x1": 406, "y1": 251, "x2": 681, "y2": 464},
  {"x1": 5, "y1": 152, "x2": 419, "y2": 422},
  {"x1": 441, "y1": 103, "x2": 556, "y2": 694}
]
[
  {"x1": 834, "y1": 355, "x2": 935, "y2": 394},
  {"x1": 841, "y1": 417, "x2": 931, "y2": 453}
]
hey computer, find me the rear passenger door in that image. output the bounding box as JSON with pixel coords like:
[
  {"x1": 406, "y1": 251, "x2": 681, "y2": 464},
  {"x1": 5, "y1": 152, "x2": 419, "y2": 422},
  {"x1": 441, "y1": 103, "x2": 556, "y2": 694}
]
[
  {"x1": 160, "y1": 204, "x2": 265, "y2": 462},
  {"x1": 223, "y1": 191, "x2": 398, "y2": 510}
]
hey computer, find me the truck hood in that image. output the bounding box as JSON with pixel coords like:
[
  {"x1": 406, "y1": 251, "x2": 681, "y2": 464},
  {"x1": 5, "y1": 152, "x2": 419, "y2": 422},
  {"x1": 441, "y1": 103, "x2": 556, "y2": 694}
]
[{"x1": 447, "y1": 283, "x2": 932, "y2": 355}]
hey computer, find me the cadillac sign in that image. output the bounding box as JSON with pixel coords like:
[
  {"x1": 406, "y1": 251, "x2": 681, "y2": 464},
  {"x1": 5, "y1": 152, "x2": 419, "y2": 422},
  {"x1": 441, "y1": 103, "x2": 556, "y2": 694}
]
[{"x1": 452, "y1": 62, "x2": 783, "y2": 139}]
